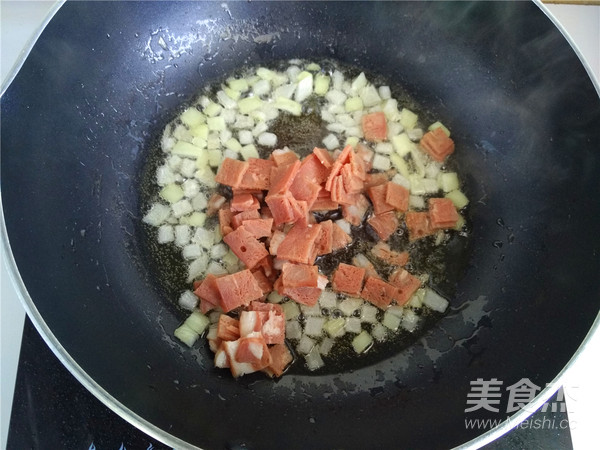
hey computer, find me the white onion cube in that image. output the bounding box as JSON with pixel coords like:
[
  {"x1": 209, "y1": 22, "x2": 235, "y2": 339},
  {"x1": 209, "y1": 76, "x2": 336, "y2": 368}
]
[
  {"x1": 238, "y1": 130, "x2": 254, "y2": 145},
  {"x1": 304, "y1": 316, "x2": 326, "y2": 337},
  {"x1": 174, "y1": 224, "x2": 191, "y2": 247},
  {"x1": 143, "y1": 203, "x2": 171, "y2": 226},
  {"x1": 345, "y1": 317, "x2": 362, "y2": 334},
  {"x1": 296, "y1": 335, "x2": 315, "y2": 355},
  {"x1": 210, "y1": 243, "x2": 228, "y2": 259},
  {"x1": 187, "y1": 254, "x2": 209, "y2": 282},
  {"x1": 319, "y1": 290, "x2": 338, "y2": 309},
  {"x1": 422, "y1": 289, "x2": 450, "y2": 313},
  {"x1": 178, "y1": 290, "x2": 198, "y2": 311},
  {"x1": 322, "y1": 134, "x2": 339, "y2": 151},
  {"x1": 338, "y1": 297, "x2": 363, "y2": 316},
  {"x1": 305, "y1": 346, "x2": 324, "y2": 371},
  {"x1": 286, "y1": 320, "x2": 302, "y2": 340},
  {"x1": 372, "y1": 154, "x2": 391, "y2": 171},
  {"x1": 360, "y1": 304, "x2": 379, "y2": 324},
  {"x1": 156, "y1": 224, "x2": 174, "y2": 244},
  {"x1": 193, "y1": 227, "x2": 214, "y2": 249},
  {"x1": 257, "y1": 132, "x2": 277, "y2": 147}
]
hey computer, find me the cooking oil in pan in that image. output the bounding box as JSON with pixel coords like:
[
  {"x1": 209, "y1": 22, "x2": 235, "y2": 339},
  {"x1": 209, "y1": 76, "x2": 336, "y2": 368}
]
[{"x1": 137, "y1": 58, "x2": 472, "y2": 375}]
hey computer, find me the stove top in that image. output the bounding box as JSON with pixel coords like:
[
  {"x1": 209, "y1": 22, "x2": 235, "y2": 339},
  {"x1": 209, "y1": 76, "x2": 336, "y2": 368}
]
[{"x1": 7, "y1": 317, "x2": 574, "y2": 449}]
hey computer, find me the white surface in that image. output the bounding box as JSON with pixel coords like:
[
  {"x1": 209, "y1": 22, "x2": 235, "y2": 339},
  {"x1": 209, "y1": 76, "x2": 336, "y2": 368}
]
[
  {"x1": 1, "y1": 2, "x2": 59, "y2": 448},
  {"x1": 0, "y1": 2, "x2": 599, "y2": 449}
]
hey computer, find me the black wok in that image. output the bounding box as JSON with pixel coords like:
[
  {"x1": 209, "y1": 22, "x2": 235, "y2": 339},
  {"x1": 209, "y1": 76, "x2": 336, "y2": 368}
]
[{"x1": 2, "y1": 1, "x2": 599, "y2": 449}]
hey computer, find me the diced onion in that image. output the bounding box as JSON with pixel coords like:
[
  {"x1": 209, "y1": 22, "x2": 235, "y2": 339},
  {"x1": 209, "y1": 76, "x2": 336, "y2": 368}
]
[
  {"x1": 295, "y1": 72, "x2": 313, "y2": 103},
  {"x1": 345, "y1": 317, "x2": 362, "y2": 334},
  {"x1": 399, "y1": 108, "x2": 418, "y2": 129},
  {"x1": 305, "y1": 346, "x2": 324, "y2": 371},
  {"x1": 171, "y1": 199, "x2": 193, "y2": 218},
  {"x1": 157, "y1": 224, "x2": 174, "y2": 244},
  {"x1": 282, "y1": 301, "x2": 301, "y2": 320},
  {"x1": 319, "y1": 337, "x2": 335, "y2": 356},
  {"x1": 304, "y1": 316, "x2": 326, "y2": 337},
  {"x1": 344, "y1": 96, "x2": 363, "y2": 112},
  {"x1": 322, "y1": 133, "x2": 340, "y2": 151},
  {"x1": 240, "y1": 144, "x2": 260, "y2": 160},
  {"x1": 314, "y1": 74, "x2": 330, "y2": 96},
  {"x1": 174, "y1": 224, "x2": 191, "y2": 247},
  {"x1": 429, "y1": 121, "x2": 451, "y2": 137},
  {"x1": 238, "y1": 96, "x2": 263, "y2": 114},
  {"x1": 178, "y1": 290, "x2": 200, "y2": 312},
  {"x1": 297, "y1": 335, "x2": 316, "y2": 354},
  {"x1": 422, "y1": 288, "x2": 450, "y2": 313},
  {"x1": 351, "y1": 72, "x2": 367, "y2": 92},
  {"x1": 401, "y1": 309, "x2": 419, "y2": 332},
  {"x1": 286, "y1": 320, "x2": 302, "y2": 340},
  {"x1": 174, "y1": 324, "x2": 199, "y2": 347},
  {"x1": 438, "y1": 172, "x2": 460, "y2": 192},
  {"x1": 352, "y1": 330, "x2": 373, "y2": 354},
  {"x1": 160, "y1": 184, "x2": 184, "y2": 204},
  {"x1": 184, "y1": 310, "x2": 210, "y2": 334},
  {"x1": 274, "y1": 96, "x2": 302, "y2": 116},
  {"x1": 257, "y1": 132, "x2": 277, "y2": 147},
  {"x1": 323, "y1": 317, "x2": 346, "y2": 337},
  {"x1": 382, "y1": 310, "x2": 402, "y2": 331},
  {"x1": 372, "y1": 154, "x2": 391, "y2": 171},
  {"x1": 445, "y1": 190, "x2": 469, "y2": 209},
  {"x1": 338, "y1": 297, "x2": 363, "y2": 316},
  {"x1": 371, "y1": 323, "x2": 387, "y2": 342},
  {"x1": 171, "y1": 141, "x2": 204, "y2": 158}
]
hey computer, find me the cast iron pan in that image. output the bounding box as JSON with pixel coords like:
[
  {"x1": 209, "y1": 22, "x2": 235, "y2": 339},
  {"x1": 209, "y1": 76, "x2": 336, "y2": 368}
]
[{"x1": 2, "y1": 1, "x2": 599, "y2": 449}]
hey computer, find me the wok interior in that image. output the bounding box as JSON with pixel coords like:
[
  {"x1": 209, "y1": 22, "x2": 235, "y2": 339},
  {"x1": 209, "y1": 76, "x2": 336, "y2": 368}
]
[{"x1": 2, "y1": 2, "x2": 599, "y2": 449}]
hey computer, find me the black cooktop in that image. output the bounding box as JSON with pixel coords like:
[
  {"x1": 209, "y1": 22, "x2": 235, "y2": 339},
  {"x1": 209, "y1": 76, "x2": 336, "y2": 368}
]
[{"x1": 7, "y1": 317, "x2": 573, "y2": 449}]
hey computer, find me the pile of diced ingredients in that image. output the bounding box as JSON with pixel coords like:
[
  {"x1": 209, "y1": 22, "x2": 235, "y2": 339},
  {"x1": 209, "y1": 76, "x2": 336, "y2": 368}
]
[{"x1": 142, "y1": 61, "x2": 469, "y2": 378}]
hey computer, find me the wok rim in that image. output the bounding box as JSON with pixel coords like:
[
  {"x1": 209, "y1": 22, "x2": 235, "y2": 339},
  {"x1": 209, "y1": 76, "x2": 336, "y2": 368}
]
[{"x1": 1, "y1": 0, "x2": 599, "y2": 448}]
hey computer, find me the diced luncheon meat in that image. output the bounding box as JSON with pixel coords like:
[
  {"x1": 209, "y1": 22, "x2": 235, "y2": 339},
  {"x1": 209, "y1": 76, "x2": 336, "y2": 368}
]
[
  {"x1": 276, "y1": 223, "x2": 322, "y2": 264},
  {"x1": 217, "y1": 314, "x2": 240, "y2": 341},
  {"x1": 223, "y1": 225, "x2": 269, "y2": 269},
  {"x1": 283, "y1": 286, "x2": 322, "y2": 306},
  {"x1": 231, "y1": 209, "x2": 261, "y2": 229},
  {"x1": 361, "y1": 276, "x2": 397, "y2": 309},
  {"x1": 215, "y1": 158, "x2": 249, "y2": 188},
  {"x1": 405, "y1": 211, "x2": 435, "y2": 241},
  {"x1": 231, "y1": 193, "x2": 260, "y2": 212},
  {"x1": 215, "y1": 270, "x2": 264, "y2": 312},
  {"x1": 239, "y1": 158, "x2": 275, "y2": 191},
  {"x1": 371, "y1": 242, "x2": 409, "y2": 266},
  {"x1": 420, "y1": 128, "x2": 455, "y2": 162},
  {"x1": 367, "y1": 211, "x2": 399, "y2": 241},
  {"x1": 385, "y1": 182, "x2": 410, "y2": 212},
  {"x1": 271, "y1": 148, "x2": 299, "y2": 166},
  {"x1": 264, "y1": 343, "x2": 294, "y2": 377},
  {"x1": 314, "y1": 220, "x2": 333, "y2": 255},
  {"x1": 312, "y1": 147, "x2": 334, "y2": 168},
  {"x1": 388, "y1": 268, "x2": 422, "y2": 306},
  {"x1": 331, "y1": 221, "x2": 352, "y2": 250},
  {"x1": 428, "y1": 197, "x2": 459, "y2": 229},
  {"x1": 207, "y1": 193, "x2": 227, "y2": 216},
  {"x1": 332, "y1": 263, "x2": 366, "y2": 297},
  {"x1": 241, "y1": 218, "x2": 274, "y2": 239},
  {"x1": 252, "y1": 269, "x2": 273, "y2": 294},
  {"x1": 367, "y1": 183, "x2": 394, "y2": 215},
  {"x1": 159, "y1": 63, "x2": 467, "y2": 379},
  {"x1": 361, "y1": 112, "x2": 388, "y2": 142},
  {"x1": 342, "y1": 194, "x2": 370, "y2": 226},
  {"x1": 281, "y1": 262, "x2": 319, "y2": 288}
]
